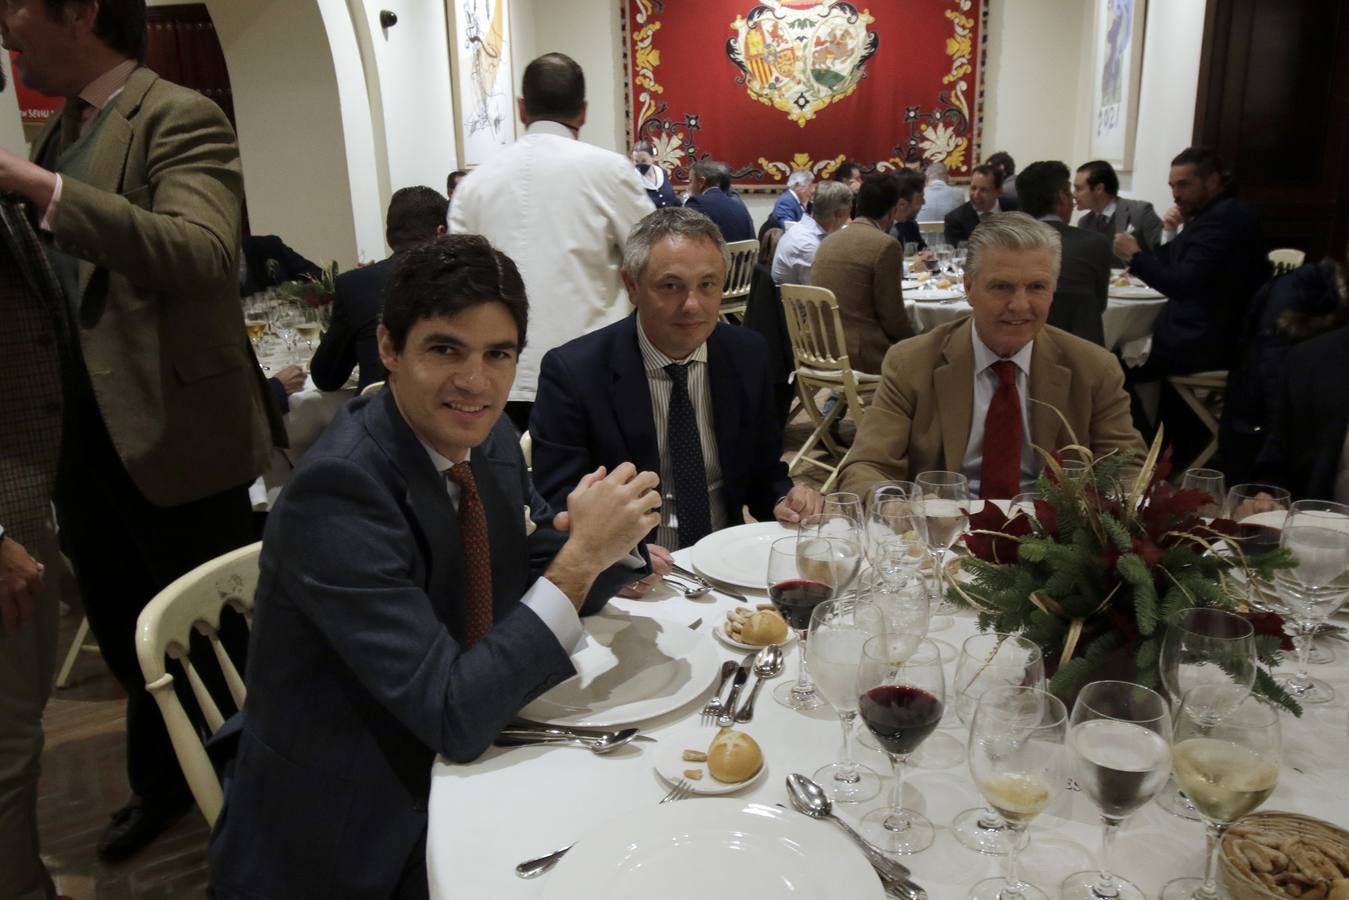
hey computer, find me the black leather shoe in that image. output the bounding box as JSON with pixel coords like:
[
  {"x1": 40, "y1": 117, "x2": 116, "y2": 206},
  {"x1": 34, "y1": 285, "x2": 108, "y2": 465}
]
[{"x1": 96, "y1": 797, "x2": 193, "y2": 863}]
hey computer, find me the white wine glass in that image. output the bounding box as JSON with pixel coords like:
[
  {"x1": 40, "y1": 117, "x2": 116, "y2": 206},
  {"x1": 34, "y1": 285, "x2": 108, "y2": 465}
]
[
  {"x1": 1160, "y1": 684, "x2": 1280, "y2": 900},
  {"x1": 1061, "y1": 681, "x2": 1173, "y2": 900},
  {"x1": 966, "y1": 685, "x2": 1069, "y2": 900},
  {"x1": 807, "y1": 597, "x2": 886, "y2": 803},
  {"x1": 1180, "y1": 468, "x2": 1226, "y2": 519},
  {"x1": 1272, "y1": 510, "x2": 1349, "y2": 703},
  {"x1": 915, "y1": 470, "x2": 970, "y2": 617}
]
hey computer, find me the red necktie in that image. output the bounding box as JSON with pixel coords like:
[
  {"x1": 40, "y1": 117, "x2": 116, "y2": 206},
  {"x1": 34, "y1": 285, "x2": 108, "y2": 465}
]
[
  {"x1": 447, "y1": 462, "x2": 493, "y2": 645},
  {"x1": 980, "y1": 360, "x2": 1022, "y2": 499}
]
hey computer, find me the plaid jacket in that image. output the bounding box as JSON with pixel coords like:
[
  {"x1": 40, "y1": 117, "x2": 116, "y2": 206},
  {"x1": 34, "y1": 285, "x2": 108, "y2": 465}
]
[{"x1": 0, "y1": 198, "x2": 66, "y2": 548}]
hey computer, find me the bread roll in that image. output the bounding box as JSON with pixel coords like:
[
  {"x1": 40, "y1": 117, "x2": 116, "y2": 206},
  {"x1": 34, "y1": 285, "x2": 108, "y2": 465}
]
[
  {"x1": 740, "y1": 609, "x2": 788, "y2": 645},
  {"x1": 707, "y1": 727, "x2": 763, "y2": 783}
]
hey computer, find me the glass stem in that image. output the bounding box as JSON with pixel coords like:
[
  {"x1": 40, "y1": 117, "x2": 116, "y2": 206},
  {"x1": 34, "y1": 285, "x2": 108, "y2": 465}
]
[
  {"x1": 1002, "y1": 823, "x2": 1029, "y2": 899},
  {"x1": 882, "y1": 752, "x2": 911, "y2": 831},
  {"x1": 1293, "y1": 621, "x2": 1315, "y2": 686},
  {"x1": 838, "y1": 711, "x2": 856, "y2": 769},
  {"x1": 931, "y1": 549, "x2": 945, "y2": 607},
  {"x1": 1093, "y1": 817, "x2": 1124, "y2": 897},
  {"x1": 793, "y1": 630, "x2": 813, "y2": 693},
  {"x1": 1196, "y1": 822, "x2": 1226, "y2": 900}
]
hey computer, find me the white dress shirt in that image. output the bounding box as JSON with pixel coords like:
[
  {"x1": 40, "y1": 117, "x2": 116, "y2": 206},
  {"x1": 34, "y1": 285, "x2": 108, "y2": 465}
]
[
  {"x1": 916, "y1": 179, "x2": 966, "y2": 222},
  {"x1": 448, "y1": 120, "x2": 654, "y2": 403},
  {"x1": 635, "y1": 321, "x2": 727, "y2": 549},
  {"x1": 960, "y1": 326, "x2": 1037, "y2": 497},
  {"x1": 771, "y1": 214, "x2": 827, "y2": 285}
]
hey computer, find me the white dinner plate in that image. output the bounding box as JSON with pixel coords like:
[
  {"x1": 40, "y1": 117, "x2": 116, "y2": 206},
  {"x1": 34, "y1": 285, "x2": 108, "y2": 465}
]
[
  {"x1": 901, "y1": 279, "x2": 922, "y2": 290},
  {"x1": 1109, "y1": 285, "x2": 1165, "y2": 300},
  {"x1": 909, "y1": 288, "x2": 964, "y2": 301},
  {"x1": 539, "y1": 799, "x2": 885, "y2": 899},
  {"x1": 519, "y1": 611, "x2": 720, "y2": 728},
  {"x1": 712, "y1": 620, "x2": 796, "y2": 652},
  {"x1": 652, "y1": 724, "x2": 769, "y2": 795},
  {"x1": 691, "y1": 521, "x2": 794, "y2": 589}
]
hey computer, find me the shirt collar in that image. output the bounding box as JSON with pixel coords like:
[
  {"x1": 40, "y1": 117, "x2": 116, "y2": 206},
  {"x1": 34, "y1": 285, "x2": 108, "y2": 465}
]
[
  {"x1": 78, "y1": 59, "x2": 138, "y2": 110},
  {"x1": 800, "y1": 214, "x2": 826, "y2": 239},
  {"x1": 636, "y1": 316, "x2": 709, "y2": 371},
  {"x1": 525, "y1": 120, "x2": 576, "y2": 140},
  {"x1": 421, "y1": 440, "x2": 470, "y2": 476},
  {"x1": 971, "y1": 323, "x2": 1034, "y2": 377},
  {"x1": 1102, "y1": 199, "x2": 1118, "y2": 219}
]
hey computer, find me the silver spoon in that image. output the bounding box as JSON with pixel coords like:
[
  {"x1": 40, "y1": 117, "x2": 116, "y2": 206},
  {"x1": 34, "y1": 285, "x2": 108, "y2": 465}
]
[
  {"x1": 735, "y1": 644, "x2": 784, "y2": 723},
  {"x1": 662, "y1": 574, "x2": 710, "y2": 599},
  {"x1": 786, "y1": 774, "x2": 919, "y2": 888},
  {"x1": 494, "y1": 727, "x2": 643, "y2": 754}
]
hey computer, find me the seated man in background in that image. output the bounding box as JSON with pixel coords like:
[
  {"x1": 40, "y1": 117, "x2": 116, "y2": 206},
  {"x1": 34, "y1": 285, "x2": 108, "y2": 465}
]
[
  {"x1": 531, "y1": 208, "x2": 821, "y2": 552},
  {"x1": 839, "y1": 213, "x2": 1142, "y2": 501},
  {"x1": 310, "y1": 185, "x2": 447, "y2": 392},
  {"x1": 917, "y1": 162, "x2": 965, "y2": 223},
  {"x1": 1073, "y1": 159, "x2": 1163, "y2": 264},
  {"x1": 886, "y1": 168, "x2": 929, "y2": 254},
  {"x1": 1017, "y1": 160, "x2": 1111, "y2": 346},
  {"x1": 770, "y1": 180, "x2": 853, "y2": 286},
  {"x1": 813, "y1": 172, "x2": 914, "y2": 375},
  {"x1": 944, "y1": 164, "x2": 1018, "y2": 246},
  {"x1": 210, "y1": 235, "x2": 658, "y2": 898},
  {"x1": 240, "y1": 234, "x2": 322, "y2": 297},
  {"x1": 683, "y1": 159, "x2": 754, "y2": 243},
  {"x1": 768, "y1": 169, "x2": 814, "y2": 231}
]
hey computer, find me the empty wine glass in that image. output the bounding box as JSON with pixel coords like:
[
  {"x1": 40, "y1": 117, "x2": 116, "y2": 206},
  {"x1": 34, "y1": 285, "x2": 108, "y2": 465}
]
[
  {"x1": 951, "y1": 633, "x2": 1045, "y2": 855},
  {"x1": 856, "y1": 637, "x2": 945, "y2": 855},
  {"x1": 866, "y1": 482, "x2": 926, "y2": 583},
  {"x1": 1272, "y1": 511, "x2": 1349, "y2": 703},
  {"x1": 799, "y1": 512, "x2": 863, "y2": 598},
  {"x1": 766, "y1": 536, "x2": 838, "y2": 711},
  {"x1": 1180, "y1": 468, "x2": 1226, "y2": 519},
  {"x1": 966, "y1": 686, "x2": 1069, "y2": 900},
  {"x1": 1160, "y1": 685, "x2": 1281, "y2": 900},
  {"x1": 1224, "y1": 483, "x2": 1290, "y2": 525},
  {"x1": 1061, "y1": 681, "x2": 1173, "y2": 900},
  {"x1": 807, "y1": 597, "x2": 886, "y2": 803},
  {"x1": 1008, "y1": 491, "x2": 1041, "y2": 521},
  {"x1": 915, "y1": 471, "x2": 970, "y2": 617}
]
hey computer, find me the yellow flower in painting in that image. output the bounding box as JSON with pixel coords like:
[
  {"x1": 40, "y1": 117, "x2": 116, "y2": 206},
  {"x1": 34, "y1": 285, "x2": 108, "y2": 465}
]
[
  {"x1": 945, "y1": 137, "x2": 969, "y2": 171},
  {"x1": 636, "y1": 45, "x2": 661, "y2": 75},
  {"x1": 650, "y1": 131, "x2": 687, "y2": 169},
  {"x1": 791, "y1": 152, "x2": 814, "y2": 170},
  {"x1": 919, "y1": 123, "x2": 958, "y2": 164},
  {"x1": 945, "y1": 34, "x2": 971, "y2": 61}
]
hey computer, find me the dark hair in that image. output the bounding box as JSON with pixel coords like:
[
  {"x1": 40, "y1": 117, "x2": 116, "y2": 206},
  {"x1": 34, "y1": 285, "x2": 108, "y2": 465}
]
[
  {"x1": 691, "y1": 158, "x2": 729, "y2": 187},
  {"x1": 972, "y1": 163, "x2": 1002, "y2": 188},
  {"x1": 1171, "y1": 146, "x2": 1224, "y2": 180},
  {"x1": 834, "y1": 161, "x2": 863, "y2": 183},
  {"x1": 986, "y1": 151, "x2": 1016, "y2": 179},
  {"x1": 44, "y1": 0, "x2": 147, "y2": 61},
  {"x1": 521, "y1": 52, "x2": 585, "y2": 120},
  {"x1": 1015, "y1": 160, "x2": 1071, "y2": 219},
  {"x1": 855, "y1": 173, "x2": 899, "y2": 218},
  {"x1": 446, "y1": 170, "x2": 467, "y2": 194},
  {"x1": 382, "y1": 234, "x2": 528, "y2": 354},
  {"x1": 1076, "y1": 160, "x2": 1119, "y2": 196},
  {"x1": 892, "y1": 169, "x2": 926, "y2": 202},
  {"x1": 386, "y1": 186, "x2": 448, "y2": 251}
]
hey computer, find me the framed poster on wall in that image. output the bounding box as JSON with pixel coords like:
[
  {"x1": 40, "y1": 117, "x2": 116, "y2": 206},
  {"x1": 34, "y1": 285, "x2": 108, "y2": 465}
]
[
  {"x1": 622, "y1": 0, "x2": 990, "y2": 191},
  {"x1": 1089, "y1": 0, "x2": 1146, "y2": 171},
  {"x1": 450, "y1": 0, "x2": 516, "y2": 167}
]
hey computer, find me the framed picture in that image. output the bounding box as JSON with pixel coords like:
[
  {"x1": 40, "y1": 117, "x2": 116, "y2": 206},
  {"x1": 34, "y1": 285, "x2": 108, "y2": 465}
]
[
  {"x1": 449, "y1": 0, "x2": 516, "y2": 167},
  {"x1": 1089, "y1": 0, "x2": 1147, "y2": 171}
]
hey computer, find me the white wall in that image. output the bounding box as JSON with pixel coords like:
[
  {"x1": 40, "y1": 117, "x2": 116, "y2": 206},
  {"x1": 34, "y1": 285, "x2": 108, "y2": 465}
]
[
  {"x1": 0, "y1": 55, "x2": 24, "y2": 155},
  {"x1": 529, "y1": 0, "x2": 626, "y2": 152}
]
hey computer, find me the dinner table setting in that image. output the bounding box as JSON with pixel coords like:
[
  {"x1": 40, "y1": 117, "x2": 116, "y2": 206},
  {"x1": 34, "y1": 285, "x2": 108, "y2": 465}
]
[{"x1": 426, "y1": 462, "x2": 1349, "y2": 900}]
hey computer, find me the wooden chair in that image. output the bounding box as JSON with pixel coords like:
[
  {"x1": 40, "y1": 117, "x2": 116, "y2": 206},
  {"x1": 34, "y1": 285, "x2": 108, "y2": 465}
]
[
  {"x1": 359, "y1": 380, "x2": 385, "y2": 397},
  {"x1": 917, "y1": 221, "x2": 945, "y2": 239},
  {"x1": 1166, "y1": 370, "x2": 1228, "y2": 469},
  {"x1": 779, "y1": 284, "x2": 880, "y2": 490},
  {"x1": 135, "y1": 541, "x2": 261, "y2": 826},
  {"x1": 1268, "y1": 248, "x2": 1305, "y2": 275},
  {"x1": 719, "y1": 239, "x2": 758, "y2": 324}
]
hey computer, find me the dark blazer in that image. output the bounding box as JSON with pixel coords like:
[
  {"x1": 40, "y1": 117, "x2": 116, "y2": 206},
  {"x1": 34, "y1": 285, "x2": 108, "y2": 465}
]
[
  {"x1": 1043, "y1": 219, "x2": 1111, "y2": 346},
  {"x1": 309, "y1": 256, "x2": 395, "y2": 392},
  {"x1": 685, "y1": 187, "x2": 755, "y2": 243},
  {"x1": 530, "y1": 316, "x2": 794, "y2": 542},
  {"x1": 891, "y1": 217, "x2": 927, "y2": 253},
  {"x1": 240, "y1": 234, "x2": 322, "y2": 297},
  {"x1": 1260, "y1": 326, "x2": 1349, "y2": 501},
  {"x1": 943, "y1": 198, "x2": 1016, "y2": 247},
  {"x1": 209, "y1": 392, "x2": 632, "y2": 898},
  {"x1": 1077, "y1": 196, "x2": 1164, "y2": 264},
  {"x1": 1128, "y1": 193, "x2": 1269, "y2": 374}
]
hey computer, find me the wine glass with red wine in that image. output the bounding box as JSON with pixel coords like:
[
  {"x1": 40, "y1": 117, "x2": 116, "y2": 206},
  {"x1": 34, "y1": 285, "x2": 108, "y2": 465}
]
[
  {"x1": 855, "y1": 636, "x2": 945, "y2": 854},
  {"x1": 767, "y1": 536, "x2": 837, "y2": 711}
]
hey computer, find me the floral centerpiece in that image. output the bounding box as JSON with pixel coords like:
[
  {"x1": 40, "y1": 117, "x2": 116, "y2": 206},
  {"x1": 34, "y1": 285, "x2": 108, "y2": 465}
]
[
  {"x1": 949, "y1": 423, "x2": 1300, "y2": 714},
  {"x1": 272, "y1": 261, "x2": 339, "y2": 328}
]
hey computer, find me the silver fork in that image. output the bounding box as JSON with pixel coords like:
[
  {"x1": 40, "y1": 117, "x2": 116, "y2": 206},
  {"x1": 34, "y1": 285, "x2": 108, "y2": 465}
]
[
  {"x1": 514, "y1": 779, "x2": 692, "y2": 879},
  {"x1": 701, "y1": 660, "x2": 737, "y2": 725}
]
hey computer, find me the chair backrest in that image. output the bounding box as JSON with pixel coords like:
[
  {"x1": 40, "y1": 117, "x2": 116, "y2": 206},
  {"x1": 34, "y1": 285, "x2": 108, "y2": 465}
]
[
  {"x1": 917, "y1": 221, "x2": 945, "y2": 237},
  {"x1": 135, "y1": 541, "x2": 262, "y2": 826},
  {"x1": 360, "y1": 380, "x2": 385, "y2": 397},
  {"x1": 519, "y1": 429, "x2": 532, "y2": 472},
  {"x1": 1268, "y1": 247, "x2": 1305, "y2": 275},
  {"x1": 779, "y1": 283, "x2": 850, "y2": 372},
  {"x1": 722, "y1": 239, "x2": 759, "y2": 302}
]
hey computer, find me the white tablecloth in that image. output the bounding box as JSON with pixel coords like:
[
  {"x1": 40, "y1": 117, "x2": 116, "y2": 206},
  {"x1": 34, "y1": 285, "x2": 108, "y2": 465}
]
[
  {"x1": 426, "y1": 541, "x2": 1349, "y2": 899},
  {"x1": 906, "y1": 292, "x2": 1167, "y2": 355}
]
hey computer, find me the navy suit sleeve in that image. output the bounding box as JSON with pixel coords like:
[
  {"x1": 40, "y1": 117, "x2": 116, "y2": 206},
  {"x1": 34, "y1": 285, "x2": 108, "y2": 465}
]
[
  {"x1": 309, "y1": 292, "x2": 359, "y2": 391},
  {"x1": 1129, "y1": 213, "x2": 1250, "y2": 302},
  {"x1": 741, "y1": 339, "x2": 794, "y2": 521},
  {"x1": 529, "y1": 348, "x2": 597, "y2": 517},
  {"x1": 265, "y1": 376, "x2": 290, "y2": 415},
  {"x1": 944, "y1": 208, "x2": 968, "y2": 247}
]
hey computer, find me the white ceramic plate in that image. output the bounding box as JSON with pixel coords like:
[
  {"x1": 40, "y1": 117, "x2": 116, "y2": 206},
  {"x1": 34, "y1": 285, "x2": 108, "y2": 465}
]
[
  {"x1": 712, "y1": 621, "x2": 796, "y2": 652},
  {"x1": 1109, "y1": 285, "x2": 1165, "y2": 300},
  {"x1": 520, "y1": 611, "x2": 720, "y2": 728},
  {"x1": 691, "y1": 522, "x2": 794, "y2": 590},
  {"x1": 539, "y1": 799, "x2": 885, "y2": 899},
  {"x1": 909, "y1": 288, "x2": 965, "y2": 302},
  {"x1": 901, "y1": 278, "x2": 921, "y2": 290},
  {"x1": 652, "y1": 725, "x2": 768, "y2": 795}
]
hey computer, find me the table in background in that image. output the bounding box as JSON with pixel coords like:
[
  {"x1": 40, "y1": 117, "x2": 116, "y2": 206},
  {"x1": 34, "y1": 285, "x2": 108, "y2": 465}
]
[{"x1": 426, "y1": 541, "x2": 1349, "y2": 899}]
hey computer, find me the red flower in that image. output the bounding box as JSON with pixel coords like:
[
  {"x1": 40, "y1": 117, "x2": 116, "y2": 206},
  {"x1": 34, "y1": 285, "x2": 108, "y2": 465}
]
[
  {"x1": 1033, "y1": 499, "x2": 1058, "y2": 537},
  {"x1": 1130, "y1": 536, "x2": 1163, "y2": 566},
  {"x1": 963, "y1": 504, "x2": 1032, "y2": 564}
]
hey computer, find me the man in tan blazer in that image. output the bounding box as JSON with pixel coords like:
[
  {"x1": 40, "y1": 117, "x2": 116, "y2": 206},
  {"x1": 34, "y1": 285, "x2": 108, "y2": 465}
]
[
  {"x1": 840, "y1": 213, "x2": 1142, "y2": 501},
  {"x1": 812, "y1": 171, "x2": 921, "y2": 374},
  {"x1": 0, "y1": 0, "x2": 276, "y2": 862}
]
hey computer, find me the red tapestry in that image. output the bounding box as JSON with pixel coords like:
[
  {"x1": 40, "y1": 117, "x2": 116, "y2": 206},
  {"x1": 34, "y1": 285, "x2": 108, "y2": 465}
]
[{"x1": 623, "y1": 0, "x2": 989, "y2": 190}]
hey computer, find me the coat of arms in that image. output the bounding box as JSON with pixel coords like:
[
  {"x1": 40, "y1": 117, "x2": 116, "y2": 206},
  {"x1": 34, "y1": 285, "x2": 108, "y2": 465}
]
[{"x1": 727, "y1": 1, "x2": 878, "y2": 127}]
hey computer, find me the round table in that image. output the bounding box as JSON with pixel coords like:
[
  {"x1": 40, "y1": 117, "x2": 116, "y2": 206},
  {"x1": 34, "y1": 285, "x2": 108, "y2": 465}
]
[{"x1": 426, "y1": 538, "x2": 1349, "y2": 899}]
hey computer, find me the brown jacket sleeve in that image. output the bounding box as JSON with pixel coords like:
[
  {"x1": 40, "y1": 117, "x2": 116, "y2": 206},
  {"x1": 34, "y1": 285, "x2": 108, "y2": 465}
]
[{"x1": 873, "y1": 237, "x2": 913, "y2": 344}]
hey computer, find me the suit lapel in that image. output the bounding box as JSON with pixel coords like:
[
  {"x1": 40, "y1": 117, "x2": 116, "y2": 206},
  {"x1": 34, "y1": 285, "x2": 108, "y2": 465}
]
[
  {"x1": 934, "y1": 322, "x2": 974, "y2": 472},
  {"x1": 610, "y1": 317, "x2": 661, "y2": 475},
  {"x1": 706, "y1": 327, "x2": 741, "y2": 497},
  {"x1": 1028, "y1": 332, "x2": 1073, "y2": 460}
]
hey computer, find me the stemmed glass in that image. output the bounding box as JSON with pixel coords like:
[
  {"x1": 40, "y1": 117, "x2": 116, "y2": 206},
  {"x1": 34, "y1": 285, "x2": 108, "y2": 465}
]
[
  {"x1": 950, "y1": 633, "x2": 1045, "y2": 854},
  {"x1": 856, "y1": 637, "x2": 945, "y2": 855},
  {"x1": 915, "y1": 471, "x2": 970, "y2": 618},
  {"x1": 799, "y1": 512, "x2": 863, "y2": 598},
  {"x1": 243, "y1": 299, "x2": 268, "y2": 353},
  {"x1": 1157, "y1": 608, "x2": 1257, "y2": 820},
  {"x1": 1180, "y1": 468, "x2": 1226, "y2": 519},
  {"x1": 807, "y1": 597, "x2": 886, "y2": 803},
  {"x1": 1272, "y1": 505, "x2": 1349, "y2": 703},
  {"x1": 766, "y1": 536, "x2": 837, "y2": 711},
  {"x1": 966, "y1": 686, "x2": 1069, "y2": 900},
  {"x1": 1060, "y1": 681, "x2": 1174, "y2": 900},
  {"x1": 866, "y1": 482, "x2": 926, "y2": 585},
  {"x1": 1160, "y1": 685, "x2": 1281, "y2": 900}
]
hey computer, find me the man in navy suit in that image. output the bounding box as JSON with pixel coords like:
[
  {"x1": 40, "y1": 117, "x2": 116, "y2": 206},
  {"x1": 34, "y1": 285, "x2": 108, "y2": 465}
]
[
  {"x1": 683, "y1": 159, "x2": 754, "y2": 243},
  {"x1": 530, "y1": 208, "x2": 822, "y2": 553},
  {"x1": 944, "y1": 164, "x2": 1018, "y2": 247},
  {"x1": 209, "y1": 235, "x2": 660, "y2": 899},
  {"x1": 311, "y1": 186, "x2": 447, "y2": 392}
]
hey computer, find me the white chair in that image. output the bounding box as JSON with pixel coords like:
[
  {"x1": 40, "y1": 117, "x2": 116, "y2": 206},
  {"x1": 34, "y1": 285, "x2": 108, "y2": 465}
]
[
  {"x1": 519, "y1": 430, "x2": 532, "y2": 473},
  {"x1": 1268, "y1": 248, "x2": 1305, "y2": 275},
  {"x1": 359, "y1": 380, "x2": 385, "y2": 397},
  {"x1": 917, "y1": 221, "x2": 945, "y2": 239},
  {"x1": 135, "y1": 541, "x2": 261, "y2": 826},
  {"x1": 1167, "y1": 370, "x2": 1228, "y2": 469},
  {"x1": 779, "y1": 284, "x2": 880, "y2": 491},
  {"x1": 719, "y1": 239, "x2": 758, "y2": 324}
]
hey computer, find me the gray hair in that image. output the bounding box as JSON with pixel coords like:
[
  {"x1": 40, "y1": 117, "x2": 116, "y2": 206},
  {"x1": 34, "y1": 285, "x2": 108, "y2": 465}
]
[
  {"x1": 925, "y1": 162, "x2": 950, "y2": 182},
  {"x1": 811, "y1": 181, "x2": 854, "y2": 222},
  {"x1": 692, "y1": 158, "x2": 730, "y2": 188},
  {"x1": 786, "y1": 169, "x2": 814, "y2": 190},
  {"x1": 965, "y1": 212, "x2": 1062, "y2": 283},
  {"x1": 622, "y1": 207, "x2": 727, "y2": 279}
]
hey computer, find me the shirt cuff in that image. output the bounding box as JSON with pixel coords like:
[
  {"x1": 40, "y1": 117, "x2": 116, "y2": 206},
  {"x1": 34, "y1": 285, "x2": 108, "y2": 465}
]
[
  {"x1": 39, "y1": 175, "x2": 63, "y2": 233},
  {"x1": 522, "y1": 576, "x2": 585, "y2": 655},
  {"x1": 1161, "y1": 226, "x2": 1177, "y2": 244}
]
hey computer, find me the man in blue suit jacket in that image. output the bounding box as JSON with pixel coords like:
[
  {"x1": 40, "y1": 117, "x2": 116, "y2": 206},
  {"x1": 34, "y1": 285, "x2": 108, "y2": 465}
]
[
  {"x1": 209, "y1": 236, "x2": 660, "y2": 899},
  {"x1": 767, "y1": 169, "x2": 815, "y2": 232},
  {"x1": 531, "y1": 208, "x2": 821, "y2": 552},
  {"x1": 683, "y1": 159, "x2": 754, "y2": 243}
]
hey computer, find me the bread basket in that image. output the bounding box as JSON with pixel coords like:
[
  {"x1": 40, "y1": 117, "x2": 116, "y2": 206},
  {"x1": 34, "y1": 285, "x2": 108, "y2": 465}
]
[{"x1": 1220, "y1": 811, "x2": 1349, "y2": 900}]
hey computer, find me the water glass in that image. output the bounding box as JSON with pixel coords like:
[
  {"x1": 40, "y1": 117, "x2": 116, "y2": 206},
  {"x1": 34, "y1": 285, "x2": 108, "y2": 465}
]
[
  {"x1": 1273, "y1": 510, "x2": 1349, "y2": 703},
  {"x1": 807, "y1": 597, "x2": 886, "y2": 803},
  {"x1": 915, "y1": 471, "x2": 970, "y2": 616}
]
